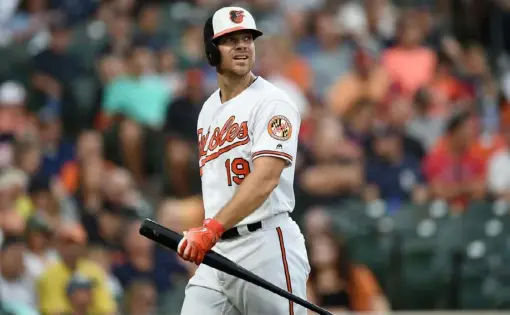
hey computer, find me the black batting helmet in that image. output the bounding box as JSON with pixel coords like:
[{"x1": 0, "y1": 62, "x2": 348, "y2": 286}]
[{"x1": 203, "y1": 6, "x2": 263, "y2": 67}]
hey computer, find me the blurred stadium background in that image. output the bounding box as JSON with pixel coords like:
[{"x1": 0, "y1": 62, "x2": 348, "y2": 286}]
[{"x1": 1, "y1": 0, "x2": 510, "y2": 314}]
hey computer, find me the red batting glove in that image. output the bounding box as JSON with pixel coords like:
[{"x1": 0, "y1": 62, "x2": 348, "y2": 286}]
[{"x1": 177, "y1": 219, "x2": 225, "y2": 265}]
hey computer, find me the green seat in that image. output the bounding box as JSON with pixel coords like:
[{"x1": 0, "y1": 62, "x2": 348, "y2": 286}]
[
  {"x1": 457, "y1": 209, "x2": 509, "y2": 309},
  {"x1": 396, "y1": 217, "x2": 446, "y2": 310}
]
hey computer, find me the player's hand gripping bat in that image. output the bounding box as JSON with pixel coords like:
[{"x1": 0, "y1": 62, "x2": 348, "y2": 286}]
[{"x1": 139, "y1": 219, "x2": 333, "y2": 315}]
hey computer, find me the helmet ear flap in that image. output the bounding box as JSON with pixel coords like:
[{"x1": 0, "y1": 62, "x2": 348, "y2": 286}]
[{"x1": 206, "y1": 40, "x2": 221, "y2": 67}]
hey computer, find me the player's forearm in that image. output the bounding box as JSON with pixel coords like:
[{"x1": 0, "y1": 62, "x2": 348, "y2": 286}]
[{"x1": 213, "y1": 171, "x2": 279, "y2": 230}]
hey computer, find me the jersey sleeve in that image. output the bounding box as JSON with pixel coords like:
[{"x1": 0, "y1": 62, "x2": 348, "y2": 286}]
[{"x1": 250, "y1": 99, "x2": 301, "y2": 167}]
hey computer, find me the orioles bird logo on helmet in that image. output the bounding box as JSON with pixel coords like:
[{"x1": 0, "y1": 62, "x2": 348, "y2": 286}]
[{"x1": 229, "y1": 10, "x2": 245, "y2": 24}]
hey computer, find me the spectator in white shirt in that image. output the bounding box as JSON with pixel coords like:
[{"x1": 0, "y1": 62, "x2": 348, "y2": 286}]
[
  {"x1": 0, "y1": 235, "x2": 37, "y2": 310},
  {"x1": 23, "y1": 215, "x2": 58, "y2": 278},
  {"x1": 488, "y1": 124, "x2": 510, "y2": 200}
]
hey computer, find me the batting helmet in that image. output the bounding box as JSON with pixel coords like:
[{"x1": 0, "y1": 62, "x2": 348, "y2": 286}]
[{"x1": 203, "y1": 7, "x2": 263, "y2": 67}]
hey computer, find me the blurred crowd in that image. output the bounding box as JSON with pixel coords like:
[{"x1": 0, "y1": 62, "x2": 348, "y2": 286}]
[{"x1": 1, "y1": 0, "x2": 510, "y2": 314}]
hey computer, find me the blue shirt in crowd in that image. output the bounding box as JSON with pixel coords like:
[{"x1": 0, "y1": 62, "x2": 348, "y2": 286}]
[{"x1": 365, "y1": 155, "x2": 424, "y2": 213}]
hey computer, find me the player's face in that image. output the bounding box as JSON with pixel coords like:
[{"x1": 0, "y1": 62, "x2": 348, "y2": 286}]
[{"x1": 217, "y1": 31, "x2": 255, "y2": 76}]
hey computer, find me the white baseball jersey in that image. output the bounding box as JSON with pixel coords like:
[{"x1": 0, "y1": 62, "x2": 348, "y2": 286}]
[{"x1": 197, "y1": 76, "x2": 301, "y2": 226}]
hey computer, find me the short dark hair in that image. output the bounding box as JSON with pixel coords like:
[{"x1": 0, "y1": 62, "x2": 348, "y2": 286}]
[{"x1": 446, "y1": 110, "x2": 472, "y2": 134}]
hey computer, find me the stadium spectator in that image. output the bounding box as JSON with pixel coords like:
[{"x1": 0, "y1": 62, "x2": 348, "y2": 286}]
[
  {"x1": 13, "y1": 137, "x2": 42, "y2": 178},
  {"x1": 133, "y1": 4, "x2": 167, "y2": 51},
  {"x1": 27, "y1": 174, "x2": 78, "y2": 228},
  {"x1": 30, "y1": 16, "x2": 82, "y2": 114},
  {"x1": 307, "y1": 9, "x2": 354, "y2": 98},
  {"x1": 37, "y1": 223, "x2": 116, "y2": 315},
  {"x1": 100, "y1": 13, "x2": 133, "y2": 57},
  {"x1": 0, "y1": 235, "x2": 37, "y2": 311},
  {"x1": 23, "y1": 214, "x2": 58, "y2": 278},
  {"x1": 423, "y1": 110, "x2": 487, "y2": 212},
  {"x1": 87, "y1": 245, "x2": 123, "y2": 301},
  {"x1": 365, "y1": 126, "x2": 425, "y2": 212},
  {"x1": 383, "y1": 96, "x2": 426, "y2": 160},
  {"x1": 0, "y1": 81, "x2": 31, "y2": 170},
  {"x1": 306, "y1": 230, "x2": 390, "y2": 314},
  {"x1": 101, "y1": 47, "x2": 172, "y2": 183},
  {"x1": 327, "y1": 46, "x2": 390, "y2": 119},
  {"x1": 0, "y1": 170, "x2": 27, "y2": 235},
  {"x1": 342, "y1": 98, "x2": 375, "y2": 149},
  {"x1": 112, "y1": 220, "x2": 187, "y2": 296},
  {"x1": 296, "y1": 116, "x2": 363, "y2": 208},
  {"x1": 36, "y1": 105, "x2": 74, "y2": 180},
  {"x1": 59, "y1": 130, "x2": 111, "y2": 195},
  {"x1": 64, "y1": 274, "x2": 94, "y2": 315},
  {"x1": 158, "y1": 48, "x2": 183, "y2": 96},
  {"x1": 121, "y1": 279, "x2": 157, "y2": 315},
  {"x1": 487, "y1": 123, "x2": 510, "y2": 200},
  {"x1": 256, "y1": 35, "x2": 309, "y2": 118},
  {"x1": 406, "y1": 87, "x2": 445, "y2": 150},
  {"x1": 163, "y1": 69, "x2": 204, "y2": 197},
  {"x1": 382, "y1": 11, "x2": 437, "y2": 97}
]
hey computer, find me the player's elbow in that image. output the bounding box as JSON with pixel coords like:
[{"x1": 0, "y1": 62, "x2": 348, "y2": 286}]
[
  {"x1": 260, "y1": 174, "x2": 281, "y2": 195},
  {"x1": 253, "y1": 171, "x2": 281, "y2": 197}
]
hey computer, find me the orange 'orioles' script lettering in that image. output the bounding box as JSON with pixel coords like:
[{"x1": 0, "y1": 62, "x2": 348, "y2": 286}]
[{"x1": 198, "y1": 116, "x2": 249, "y2": 169}]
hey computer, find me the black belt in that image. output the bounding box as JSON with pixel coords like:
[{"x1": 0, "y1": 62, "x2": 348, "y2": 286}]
[{"x1": 221, "y1": 221, "x2": 263, "y2": 240}]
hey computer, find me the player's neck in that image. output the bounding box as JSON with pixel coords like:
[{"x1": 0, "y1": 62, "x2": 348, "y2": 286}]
[{"x1": 218, "y1": 72, "x2": 256, "y2": 104}]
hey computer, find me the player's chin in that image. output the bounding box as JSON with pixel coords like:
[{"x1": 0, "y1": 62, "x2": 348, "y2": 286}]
[{"x1": 230, "y1": 63, "x2": 252, "y2": 76}]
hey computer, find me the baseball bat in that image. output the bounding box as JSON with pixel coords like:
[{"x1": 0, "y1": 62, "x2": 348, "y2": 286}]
[{"x1": 139, "y1": 219, "x2": 333, "y2": 315}]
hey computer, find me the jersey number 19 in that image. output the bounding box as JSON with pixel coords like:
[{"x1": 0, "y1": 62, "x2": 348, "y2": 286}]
[{"x1": 225, "y1": 158, "x2": 251, "y2": 186}]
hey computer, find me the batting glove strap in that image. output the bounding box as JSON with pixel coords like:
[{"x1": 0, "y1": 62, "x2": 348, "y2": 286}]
[{"x1": 203, "y1": 218, "x2": 226, "y2": 237}]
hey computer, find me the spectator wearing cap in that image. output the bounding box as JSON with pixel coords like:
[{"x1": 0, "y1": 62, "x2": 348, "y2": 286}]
[
  {"x1": 64, "y1": 274, "x2": 94, "y2": 315},
  {"x1": 0, "y1": 236, "x2": 37, "y2": 310},
  {"x1": 37, "y1": 223, "x2": 116, "y2": 315},
  {"x1": 23, "y1": 214, "x2": 58, "y2": 278},
  {"x1": 0, "y1": 81, "x2": 29, "y2": 137},
  {"x1": 36, "y1": 103, "x2": 75, "y2": 180},
  {"x1": 487, "y1": 122, "x2": 510, "y2": 201},
  {"x1": 101, "y1": 46, "x2": 172, "y2": 183},
  {"x1": 0, "y1": 81, "x2": 31, "y2": 170},
  {"x1": 163, "y1": 69, "x2": 206, "y2": 197},
  {"x1": 423, "y1": 110, "x2": 487, "y2": 212},
  {"x1": 364, "y1": 126, "x2": 425, "y2": 213}
]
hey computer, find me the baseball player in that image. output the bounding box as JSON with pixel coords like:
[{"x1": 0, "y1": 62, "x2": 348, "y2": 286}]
[{"x1": 177, "y1": 6, "x2": 311, "y2": 315}]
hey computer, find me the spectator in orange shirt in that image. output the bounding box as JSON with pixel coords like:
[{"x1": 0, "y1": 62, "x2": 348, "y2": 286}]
[
  {"x1": 382, "y1": 11, "x2": 436, "y2": 97},
  {"x1": 306, "y1": 230, "x2": 390, "y2": 313},
  {"x1": 327, "y1": 46, "x2": 391, "y2": 118},
  {"x1": 423, "y1": 110, "x2": 487, "y2": 212},
  {"x1": 60, "y1": 130, "x2": 113, "y2": 195}
]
